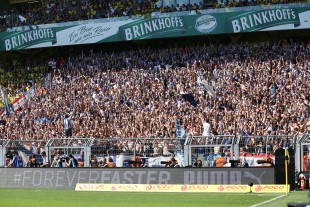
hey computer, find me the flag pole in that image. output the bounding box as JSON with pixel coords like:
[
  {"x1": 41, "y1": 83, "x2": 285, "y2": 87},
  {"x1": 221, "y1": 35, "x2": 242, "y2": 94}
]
[{"x1": 285, "y1": 148, "x2": 289, "y2": 195}]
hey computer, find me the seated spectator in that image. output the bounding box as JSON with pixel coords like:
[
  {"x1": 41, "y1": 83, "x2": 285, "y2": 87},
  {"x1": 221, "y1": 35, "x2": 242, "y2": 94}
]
[
  {"x1": 26, "y1": 154, "x2": 37, "y2": 167},
  {"x1": 90, "y1": 155, "x2": 98, "y2": 167},
  {"x1": 194, "y1": 159, "x2": 203, "y2": 167},
  {"x1": 130, "y1": 156, "x2": 142, "y2": 168},
  {"x1": 98, "y1": 158, "x2": 108, "y2": 167},
  {"x1": 107, "y1": 157, "x2": 116, "y2": 168},
  {"x1": 215, "y1": 153, "x2": 227, "y2": 167},
  {"x1": 163, "y1": 156, "x2": 179, "y2": 167},
  {"x1": 78, "y1": 158, "x2": 84, "y2": 167},
  {"x1": 5, "y1": 151, "x2": 23, "y2": 168}
]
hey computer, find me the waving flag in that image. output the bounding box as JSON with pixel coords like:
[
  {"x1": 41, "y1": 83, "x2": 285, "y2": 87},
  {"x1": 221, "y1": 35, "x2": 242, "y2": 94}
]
[
  {"x1": 197, "y1": 77, "x2": 215, "y2": 98},
  {"x1": 12, "y1": 95, "x2": 24, "y2": 112},
  {"x1": 0, "y1": 88, "x2": 10, "y2": 115},
  {"x1": 23, "y1": 85, "x2": 36, "y2": 99},
  {"x1": 0, "y1": 109, "x2": 4, "y2": 116},
  {"x1": 175, "y1": 118, "x2": 186, "y2": 167},
  {"x1": 180, "y1": 92, "x2": 198, "y2": 107}
]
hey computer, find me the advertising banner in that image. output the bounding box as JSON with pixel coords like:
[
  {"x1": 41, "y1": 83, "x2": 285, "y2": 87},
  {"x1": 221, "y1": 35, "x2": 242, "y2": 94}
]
[
  {"x1": 75, "y1": 183, "x2": 288, "y2": 193},
  {"x1": 1, "y1": 28, "x2": 57, "y2": 51},
  {"x1": 0, "y1": 168, "x2": 274, "y2": 189},
  {"x1": 0, "y1": 6, "x2": 310, "y2": 51}
]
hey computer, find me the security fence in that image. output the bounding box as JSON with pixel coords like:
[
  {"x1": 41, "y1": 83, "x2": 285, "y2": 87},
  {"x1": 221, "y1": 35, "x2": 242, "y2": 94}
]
[
  {"x1": 184, "y1": 135, "x2": 237, "y2": 167},
  {"x1": 1, "y1": 134, "x2": 309, "y2": 171},
  {"x1": 238, "y1": 135, "x2": 295, "y2": 157},
  {"x1": 46, "y1": 137, "x2": 94, "y2": 167},
  {"x1": 1, "y1": 137, "x2": 183, "y2": 168},
  {"x1": 91, "y1": 137, "x2": 181, "y2": 167},
  {"x1": 295, "y1": 134, "x2": 310, "y2": 176},
  {"x1": 1, "y1": 139, "x2": 48, "y2": 167},
  {"x1": 184, "y1": 135, "x2": 297, "y2": 168}
]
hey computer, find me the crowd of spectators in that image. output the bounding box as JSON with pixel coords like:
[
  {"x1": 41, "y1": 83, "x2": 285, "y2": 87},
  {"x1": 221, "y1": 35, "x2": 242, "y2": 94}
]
[
  {"x1": 1, "y1": 0, "x2": 309, "y2": 32},
  {"x1": 0, "y1": 39, "x2": 309, "y2": 147}
]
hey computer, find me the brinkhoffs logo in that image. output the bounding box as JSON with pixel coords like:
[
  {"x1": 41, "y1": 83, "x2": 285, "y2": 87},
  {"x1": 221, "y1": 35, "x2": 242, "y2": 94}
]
[
  {"x1": 120, "y1": 17, "x2": 186, "y2": 41},
  {"x1": 195, "y1": 15, "x2": 217, "y2": 34},
  {"x1": 3, "y1": 28, "x2": 56, "y2": 51},
  {"x1": 230, "y1": 9, "x2": 300, "y2": 33}
]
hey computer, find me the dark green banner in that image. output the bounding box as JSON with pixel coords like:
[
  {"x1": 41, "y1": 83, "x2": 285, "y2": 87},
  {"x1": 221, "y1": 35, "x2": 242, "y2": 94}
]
[
  {"x1": 0, "y1": 28, "x2": 57, "y2": 51},
  {"x1": 0, "y1": 6, "x2": 309, "y2": 51},
  {"x1": 118, "y1": 16, "x2": 187, "y2": 40},
  {"x1": 227, "y1": 9, "x2": 302, "y2": 33},
  {"x1": 117, "y1": 7, "x2": 308, "y2": 41}
]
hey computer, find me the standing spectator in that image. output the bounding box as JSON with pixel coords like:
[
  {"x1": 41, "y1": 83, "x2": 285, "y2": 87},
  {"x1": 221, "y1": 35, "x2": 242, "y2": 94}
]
[
  {"x1": 31, "y1": 142, "x2": 38, "y2": 155},
  {"x1": 66, "y1": 154, "x2": 78, "y2": 167},
  {"x1": 64, "y1": 113, "x2": 73, "y2": 137},
  {"x1": 40, "y1": 151, "x2": 49, "y2": 167},
  {"x1": 201, "y1": 114, "x2": 211, "y2": 143},
  {"x1": 51, "y1": 153, "x2": 62, "y2": 167}
]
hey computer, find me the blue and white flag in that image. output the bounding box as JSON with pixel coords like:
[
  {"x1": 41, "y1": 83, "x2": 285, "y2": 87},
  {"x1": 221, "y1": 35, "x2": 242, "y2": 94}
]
[
  {"x1": 175, "y1": 119, "x2": 186, "y2": 143},
  {"x1": 0, "y1": 88, "x2": 10, "y2": 115},
  {"x1": 197, "y1": 77, "x2": 215, "y2": 98},
  {"x1": 24, "y1": 85, "x2": 36, "y2": 99},
  {"x1": 175, "y1": 118, "x2": 186, "y2": 167}
]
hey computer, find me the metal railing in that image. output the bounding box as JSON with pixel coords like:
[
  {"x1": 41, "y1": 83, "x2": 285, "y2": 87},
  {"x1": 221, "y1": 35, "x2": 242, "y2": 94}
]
[{"x1": 1, "y1": 134, "x2": 308, "y2": 169}]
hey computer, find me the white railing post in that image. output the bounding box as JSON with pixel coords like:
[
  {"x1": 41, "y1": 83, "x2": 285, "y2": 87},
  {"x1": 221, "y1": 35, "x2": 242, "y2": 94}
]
[
  {"x1": 84, "y1": 146, "x2": 91, "y2": 167},
  {"x1": 183, "y1": 144, "x2": 190, "y2": 167},
  {"x1": 234, "y1": 135, "x2": 240, "y2": 161},
  {"x1": 0, "y1": 146, "x2": 4, "y2": 167}
]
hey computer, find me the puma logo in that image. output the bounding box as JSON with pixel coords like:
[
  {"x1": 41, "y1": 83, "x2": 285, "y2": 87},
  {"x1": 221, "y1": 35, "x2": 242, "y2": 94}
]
[{"x1": 244, "y1": 171, "x2": 266, "y2": 185}]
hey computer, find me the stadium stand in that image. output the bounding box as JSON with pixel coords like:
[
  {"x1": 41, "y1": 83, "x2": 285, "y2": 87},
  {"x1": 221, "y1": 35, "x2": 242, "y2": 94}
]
[
  {"x1": 0, "y1": 40, "x2": 309, "y2": 143},
  {"x1": 0, "y1": 0, "x2": 309, "y2": 169}
]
